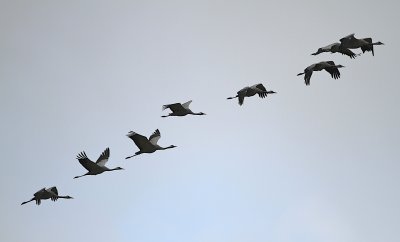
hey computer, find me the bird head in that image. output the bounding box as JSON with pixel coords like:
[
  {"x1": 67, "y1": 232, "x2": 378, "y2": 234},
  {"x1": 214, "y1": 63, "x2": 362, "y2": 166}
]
[
  {"x1": 311, "y1": 48, "x2": 322, "y2": 55},
  {"x1": 65, "y1": 196, "x2": 74, "y2": 199},
  {"x1": 376, "y1": 41, "x2": 384, "y2": 45},
  {"x1": 115, "y1": 167, "x2": 124, "y2": 170},
  {"x1": 198, "y1": 112, "x2": 206, "y2": 115},
  {"x1": 336, "y1": 64, "x2": 345, "y2": 68},
  {"x1": 169, "y1": 145, "x2": 177, "y2": 149}
]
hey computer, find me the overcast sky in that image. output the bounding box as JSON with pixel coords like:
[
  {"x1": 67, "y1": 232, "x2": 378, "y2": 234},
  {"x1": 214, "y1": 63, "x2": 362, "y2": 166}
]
[{"x1": 1, "y1": 1, "x2": 399, "y2": 242}]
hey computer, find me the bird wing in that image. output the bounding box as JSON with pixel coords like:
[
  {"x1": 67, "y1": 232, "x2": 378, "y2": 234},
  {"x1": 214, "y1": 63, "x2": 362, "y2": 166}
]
[
  {"x1": 148, "y1": 129, "x2": 161, "y2": 145},
  {"x1": 325, "y1": 61, "x2": 336, "y2": 66},
  {"x1": 304, "y1": 70, "x2": 313, "y2": 86},
  {"x1": 181, "y1": 100, "x2": 192, "y2": 110},
  {"x1": 340, "y1": 33, "x2": 356, "y2": 43},
  {"x1": 237, "y1": 87, "x2": 248, "y2": 105},
  {"x1": 251, "y1": 83, "x2": 266, "y2": 91},
  {"x1": 47, "y1": 186, "x2": 58, "y2": 196},
  {"x1": 238, "y1": 95, "x2": 244, "y2": 105},
  {"x1": 338, "y1": 47, "x2": 358, "y2": 58},
  {"x1": 361, "y1": 38, "x2": 374, "y2": 56},
  {"x1": 162, "y1": 103, "x2": 186, "y2": 112},
  {"x1": 127, "y1": 131, "x2": 153, "y2": 150},
  {"x1": 76, "y1": 151, "x2": 99, "y2": 172},
  {"x1": 96, "y1": 147, "x2": 110, "y2": 167},
  {"x1": 251, "y1": 83, "x2": 268, "y2": 98},
  {"x1": 33, "y1": 188, "x2": 46, "y2": 197},
  {"x1": 324, "y1": 62, "x2": 341, "y2": 79},
  {"x1": 46, "y1": 187, "x2": 59, "y2": 201}
]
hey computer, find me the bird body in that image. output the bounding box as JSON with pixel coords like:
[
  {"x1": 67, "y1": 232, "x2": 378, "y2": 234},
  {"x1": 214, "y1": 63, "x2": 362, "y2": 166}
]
[
  {"x1": 312, "y1": 42, "x2": 359, "y2": 59},
  {"x1": 162, "y1": 100, "x2": 205, "y2": 117},
  {"x1": 126, "y1": 129, "x2": 176, "y2": 159},
  {"x1": 339, "y1": 33, "x2": 384, "y2": 56},
  {"x1": 227, "y1": 83, "x2": 276, "y2": 105},
  {"x1": 21, "y1": 186, "x2": 73, "y2": 205},
  {"x1": 74, "y1": 148, "x2": 123, "y2": 179},
  {"x1": 297, "y1": 61, "x2": 344, "y2": 85}
]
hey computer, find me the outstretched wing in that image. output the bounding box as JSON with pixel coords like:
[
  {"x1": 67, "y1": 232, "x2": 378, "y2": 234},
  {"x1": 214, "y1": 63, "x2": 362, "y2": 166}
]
[
  {"x1": 304, "y1": 70, "x2": 313, "y2": 86},
  {"x1": 325, "y1": 61, "x2": 336, "y2": 66},
  {"x1": 48, "y1": 186, "x2": 58, "y2": 196},
  {"x1": 127, "y1": 131, "x2": 153, "y2": 150},
  {"x1": 237, "y1": 87, "x2": 248, "y2": 105},
  {"x1": 340, "y1": 33, "x2": 356, "y2": 43},
  {"x1": 252, "y1": 83, "x2": 268, "y2": 98},
  {"x1": 324, "y1": 61, "x2": 341, "y2": 79},
  {"x1": 96, "y1": 147, "x2": 110, "y2": 167},
  {"x1": 46, "y1": 187, "x2": 59, "y2": 201},
  {"x1": 162, "y1": 103, "x2": 186, "y2": 112},
  {"x1": 149, "y1": 129, "x2": 161, "y2": 145},
  {"x1": 339, "y1": 47, "x2": 358, "y2": 59},
  {"x1": 361, "y1": 38, "x2": 374, "y2": 56},
  {"x1": 181, "y1": 100, "x2": 192, "y2": 110},
  {"x1": 76, "y1": 151, "x2": 99, "y2": 172},
  {"x1": 33, "y1": 188, "x2": 46, "y2": 197}
]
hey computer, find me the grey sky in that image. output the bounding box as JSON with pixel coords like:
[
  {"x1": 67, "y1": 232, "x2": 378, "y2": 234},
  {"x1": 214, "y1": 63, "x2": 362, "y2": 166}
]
[{"x1": 1, "y1": 1, "x2": 399, "y2": 242}]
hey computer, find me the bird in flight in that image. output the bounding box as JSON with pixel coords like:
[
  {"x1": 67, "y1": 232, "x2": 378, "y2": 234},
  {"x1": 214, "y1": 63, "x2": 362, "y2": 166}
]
[
  {"x1": 162, "y1": 100, "x2": 206, "y2": 117},
  {"x1": 339, "y1": 33, "x2": 384, "y2": 56},
  {"x1": 126, "y1": 129, "x2": 177, "y2": 159},
  {"x1": 311, "y1": 42, "x2": 360, "y2": 59},
  {"x1": 227, "y1": 83, "x2": 276, "y2": 106},
  {"x1": 74, "y1": 148, "x2": 123, "y2": 179},
  {"x1": 21, "y1": 186, "x2": 73, "y2": 205},
  {"x1": 297, "y1": 61, "x2": 344, "y2": 85}
]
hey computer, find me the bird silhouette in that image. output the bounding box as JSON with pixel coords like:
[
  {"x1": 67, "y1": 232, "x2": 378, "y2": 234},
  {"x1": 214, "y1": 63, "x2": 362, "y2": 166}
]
[
  {"x1": 227, "y1": 83, "x2": 276, "y2": 106},
  {"x1": 162, "y1": 100, "x2": 206, "y2": 117},
  {"x1": 126, "y1": 129, "x2": 177, "y2": 159},
  {"x1": 21, "y1": 187, "x2": 73, "y2": 205},
  {"x1": 297, "y1": 61, "x2": 344, "y2": 85},
  {"x1": 74, "y1": 148, "x2": 123, "y2": 179}
]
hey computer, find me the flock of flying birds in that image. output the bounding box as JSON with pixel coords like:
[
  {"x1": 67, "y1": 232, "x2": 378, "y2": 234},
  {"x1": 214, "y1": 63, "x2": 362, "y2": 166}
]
[{"x1": 21, "y1": 33, "x2": 384, "y2": 206}]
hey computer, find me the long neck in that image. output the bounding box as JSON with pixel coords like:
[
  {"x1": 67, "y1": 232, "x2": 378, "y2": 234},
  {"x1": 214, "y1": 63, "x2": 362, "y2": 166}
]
[
  {"x1": 109, "y1": 167, "x2": 122, "y2": 171},
  {"x1": 227, "y1": 95, "x2": 238, "y2": 100},
  {"x1": 57, "y1": 195, "x2": 71, "y2": 199},
  {"x1": 74, "y1": 174, "x2": 88, "y2": 179},
  {"x1": 21, "y1": 198, "x2": 35, "y2": 205}
]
